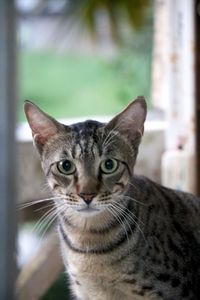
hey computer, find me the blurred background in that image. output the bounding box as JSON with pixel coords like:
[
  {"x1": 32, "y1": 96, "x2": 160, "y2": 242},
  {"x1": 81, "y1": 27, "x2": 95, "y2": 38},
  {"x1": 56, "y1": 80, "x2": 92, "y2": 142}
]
[
  {"x1": 17, "y1": 0, "x2": 153, "y2": 120},
  {"x1": 0, "y1": 0, "x2": 200, "y2": 299}
]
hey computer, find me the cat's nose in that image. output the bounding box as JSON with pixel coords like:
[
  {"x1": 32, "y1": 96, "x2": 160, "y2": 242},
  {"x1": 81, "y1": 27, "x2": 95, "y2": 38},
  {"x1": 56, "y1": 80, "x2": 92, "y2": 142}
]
[{"x1": 78, "y1": 193, "x2": 97, "y2": 205}]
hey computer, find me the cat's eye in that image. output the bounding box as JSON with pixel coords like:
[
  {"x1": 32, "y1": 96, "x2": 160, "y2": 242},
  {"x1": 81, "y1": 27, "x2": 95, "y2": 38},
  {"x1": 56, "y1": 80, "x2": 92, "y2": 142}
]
[
  {"x1": 100, "y1": 159, "x2": 118, "y2": 174},
  {"x1": 57, "y1": 159, "x2": 76, "y2": 175}
]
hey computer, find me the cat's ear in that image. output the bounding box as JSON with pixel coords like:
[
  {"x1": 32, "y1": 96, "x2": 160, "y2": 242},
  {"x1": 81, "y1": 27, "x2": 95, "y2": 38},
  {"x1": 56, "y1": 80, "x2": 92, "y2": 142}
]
[
  {"x1": 106, "y1": 96, "x2": 147, "y2": 139},
  {"x1": 24, "y1": 101, "x2": 66, "y2": 153}
]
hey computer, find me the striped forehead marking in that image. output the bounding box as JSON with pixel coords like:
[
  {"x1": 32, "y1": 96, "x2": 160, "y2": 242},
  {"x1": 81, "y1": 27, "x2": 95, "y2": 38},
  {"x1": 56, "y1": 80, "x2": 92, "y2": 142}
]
[{"x1": 71, "y1": 120, "x2": 104, "y2": 159}]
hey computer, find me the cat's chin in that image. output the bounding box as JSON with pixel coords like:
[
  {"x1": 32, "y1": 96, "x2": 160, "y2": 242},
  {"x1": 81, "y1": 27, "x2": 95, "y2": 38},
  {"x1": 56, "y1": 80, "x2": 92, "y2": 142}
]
[{"x1": 76, "y1": 206, "x2": 102, "y2": 217}]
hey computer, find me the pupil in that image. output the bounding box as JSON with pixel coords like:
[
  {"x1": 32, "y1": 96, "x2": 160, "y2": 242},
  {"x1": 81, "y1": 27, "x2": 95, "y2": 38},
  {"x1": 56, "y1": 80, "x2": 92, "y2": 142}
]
[
  {"x1": 105, "y1": 159, "x2": 113, "y2": 170},
  {"x1": 63, "y1": 160, "x2": 71, "y2": 171}
]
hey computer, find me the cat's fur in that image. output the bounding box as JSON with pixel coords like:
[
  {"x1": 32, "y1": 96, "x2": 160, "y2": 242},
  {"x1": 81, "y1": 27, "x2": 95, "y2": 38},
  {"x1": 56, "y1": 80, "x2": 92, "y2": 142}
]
[{"x1": 24, "y1": 97, "x2": 200, "y2": 300}]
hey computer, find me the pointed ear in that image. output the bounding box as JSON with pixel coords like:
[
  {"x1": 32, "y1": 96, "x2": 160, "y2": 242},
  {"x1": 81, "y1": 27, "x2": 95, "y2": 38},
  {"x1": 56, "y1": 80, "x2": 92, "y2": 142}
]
[
  {"x1": 24, "y1": 101, "x2": 65, "y2": 153},
  {"x1": 106, "y1": 96, "x2": 147, "y2": 139}
]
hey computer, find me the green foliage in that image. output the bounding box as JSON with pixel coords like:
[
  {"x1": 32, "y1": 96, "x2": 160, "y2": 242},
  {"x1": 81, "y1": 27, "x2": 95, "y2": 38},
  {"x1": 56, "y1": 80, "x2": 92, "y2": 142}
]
[
  {"x1": 66, "y1": 0, "x2": 151, "y2": 42},
  {"x1": 18, "y1": 49, "x2": 151, "y2": 122},
  {"x1": 111, "y1": 49, "x2": 152, "y2": 105}
]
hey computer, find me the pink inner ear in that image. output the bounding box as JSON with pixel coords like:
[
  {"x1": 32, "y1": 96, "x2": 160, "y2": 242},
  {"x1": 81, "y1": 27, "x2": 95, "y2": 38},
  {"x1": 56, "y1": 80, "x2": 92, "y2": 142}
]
[
  {"x1": 32, "y1": 124, "x2": 58, "y2": 145},
  {"x1": 24, "y1": 102, "x2": 59, "y2": 146},
  {"x1": 106, "y1": 99, "x2": 146, "y2": 136},
  {"x1": 123, "y1": 100, "x2": 146, "y2": 132}
]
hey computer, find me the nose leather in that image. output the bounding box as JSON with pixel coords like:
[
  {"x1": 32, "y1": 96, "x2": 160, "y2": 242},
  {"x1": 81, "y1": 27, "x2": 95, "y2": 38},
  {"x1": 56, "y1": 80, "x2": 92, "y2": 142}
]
[{"x1": 78, "y1": 193, "x2": 96, "y2": 205}]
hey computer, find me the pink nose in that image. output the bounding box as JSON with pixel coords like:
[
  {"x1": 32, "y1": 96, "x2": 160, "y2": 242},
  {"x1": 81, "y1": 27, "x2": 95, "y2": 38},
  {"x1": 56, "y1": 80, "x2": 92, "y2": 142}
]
[{"x1": 78, "y1": 193, "x2": 96, "y2": 205}]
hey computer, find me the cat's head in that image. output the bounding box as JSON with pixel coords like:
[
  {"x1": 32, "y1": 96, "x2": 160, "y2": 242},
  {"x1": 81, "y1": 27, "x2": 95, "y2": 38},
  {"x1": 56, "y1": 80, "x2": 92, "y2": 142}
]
[{"x1": 24, "y1": 97, "x2": 146, "y2": 223}]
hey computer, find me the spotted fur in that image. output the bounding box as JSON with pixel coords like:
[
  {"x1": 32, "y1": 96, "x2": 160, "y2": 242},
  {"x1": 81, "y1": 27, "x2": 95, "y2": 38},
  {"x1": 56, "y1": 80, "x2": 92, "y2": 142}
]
[{"x1": 24, "y1": 97, "x2": 200, "y2": 300}]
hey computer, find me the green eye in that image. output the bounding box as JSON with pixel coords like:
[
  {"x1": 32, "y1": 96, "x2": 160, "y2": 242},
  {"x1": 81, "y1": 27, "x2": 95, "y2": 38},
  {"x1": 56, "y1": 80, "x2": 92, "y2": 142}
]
[
  {"x1": 57, "y1": 160, "x2": 76, "y2": 175},
  {"x1": 100, "y1": 159, "x2": 118, "y2": 174}
]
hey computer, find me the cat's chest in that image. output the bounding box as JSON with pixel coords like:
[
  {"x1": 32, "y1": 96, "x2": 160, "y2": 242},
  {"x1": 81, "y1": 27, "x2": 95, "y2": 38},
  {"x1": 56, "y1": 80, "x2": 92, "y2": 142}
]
[
  {"x1": 63, "y1": 248, "x2": 156, "y2": 300},
  {"x1": 68, "y1": 258, "x2": 135, "y2": 299},
  {"x1": 65, "y1": 249, "x2": 120, "y2": 281}
]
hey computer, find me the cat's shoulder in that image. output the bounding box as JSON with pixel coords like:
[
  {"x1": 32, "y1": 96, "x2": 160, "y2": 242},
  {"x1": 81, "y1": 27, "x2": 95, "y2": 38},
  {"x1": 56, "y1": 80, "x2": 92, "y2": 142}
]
[
  {"x1": 133, "y1": 174, "x2": 200, "y2": 213},
  {"x1": 135, "y1": 175, "x2": 200, "y2": 233}
]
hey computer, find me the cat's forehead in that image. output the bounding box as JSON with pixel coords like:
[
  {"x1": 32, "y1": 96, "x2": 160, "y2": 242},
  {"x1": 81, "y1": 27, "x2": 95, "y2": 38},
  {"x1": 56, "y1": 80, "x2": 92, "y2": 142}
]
[
  {"x1": 67, "y1": 120, "x2": 105, "y2": 159},
  {"x1": 70, "y1": 120, "x2": 104, "y2": 136}
]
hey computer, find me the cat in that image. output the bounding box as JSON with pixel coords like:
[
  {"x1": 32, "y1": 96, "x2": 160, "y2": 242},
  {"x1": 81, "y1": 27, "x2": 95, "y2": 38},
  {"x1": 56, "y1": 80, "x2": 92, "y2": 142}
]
[{"x1": 24, "y1": 96, "x2": 200, "y2": 300}]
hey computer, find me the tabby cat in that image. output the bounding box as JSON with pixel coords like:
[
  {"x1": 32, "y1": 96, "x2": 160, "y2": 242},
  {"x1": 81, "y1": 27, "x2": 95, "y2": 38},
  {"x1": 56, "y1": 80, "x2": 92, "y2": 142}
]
[{"x1": 24, "y1": 97, "x2": 200, "y2": 300}]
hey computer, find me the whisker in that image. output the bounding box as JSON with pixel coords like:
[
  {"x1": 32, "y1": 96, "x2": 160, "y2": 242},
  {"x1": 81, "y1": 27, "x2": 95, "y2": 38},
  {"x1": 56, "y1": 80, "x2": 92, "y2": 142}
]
[
  {"x1": 110, "y1": 203, "x2": 134, "y2": 230},
  {"x1": 102, "y1": 118, "x2": 136, "y2": 152},
  {"x1": 102, "y1": 121, "x2": 123, "y2": 149},
  {"x1": 101, "y1": 182, "x2": 145, "y2": 228},
  {"x1": 101, "y1": 181, "x2": 144, "y2": 208},
  {"x1": 112, "y1": 200, "x2": 144, "y2": 226},
  {"x1": 19, "y1": 197, "x2": 64, "y2": 210},
  {"x1": 32, "y1": 205, "x2": 58, "y2": 236},
  {"x1": 108, "y1": 205, "x2": 131, "y2": 252},
  {"x1": 103, "y1": 131, "x2": 120, "y2": 152},
  {"x1": 34, "y1": 202, "x2": 56, "y2": 212},
  {"x1": 38, "y1": 204, "x2": 66, "y2": 241},
  {"x1": 33, "y1": 202, "x2": 67, "y2": 241},
  {"x1": 112, "y1": 201, "x2": 147, "y2": 243},
  {"x1": 115, "y1": 194, "x2": 147, "y2": 207}
]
